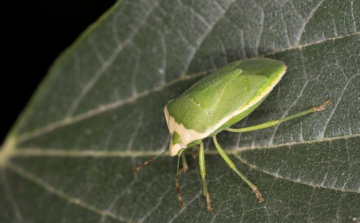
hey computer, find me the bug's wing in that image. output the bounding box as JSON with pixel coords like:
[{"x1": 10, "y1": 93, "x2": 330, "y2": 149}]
[
  {"x1": 166, "y1": 63, "x2": 242, "y2": 133},
  {"x1": 209, "y1": 59, "x2": 286, "y2": 131},
  {"x1": 166, "y1": 59, "x2": 286, "y2": 135},
  {"x1": 208, "y1": 72, "x2": 270, "y2": 127}
]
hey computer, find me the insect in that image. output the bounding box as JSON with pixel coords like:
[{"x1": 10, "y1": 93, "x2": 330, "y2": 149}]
[{"x1": 134, "y1": 58, "x2": 331, "y2": 211}]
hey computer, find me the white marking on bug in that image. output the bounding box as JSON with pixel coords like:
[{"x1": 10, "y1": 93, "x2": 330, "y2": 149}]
[{"x1": 164, "y1": 107, "x2": 207, "y2": 156}]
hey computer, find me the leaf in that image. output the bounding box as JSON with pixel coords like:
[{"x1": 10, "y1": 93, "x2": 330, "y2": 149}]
[{"x1": 1, "y1": 0, "x2": 359, "y2": 222}]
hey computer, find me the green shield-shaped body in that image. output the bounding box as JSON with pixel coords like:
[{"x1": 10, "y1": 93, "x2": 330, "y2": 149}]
[{"x1": 164, "y1": 58, "x2": 286, "y2": 156}]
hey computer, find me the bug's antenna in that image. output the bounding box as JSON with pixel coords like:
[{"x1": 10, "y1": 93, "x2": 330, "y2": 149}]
[
  {"x1": 176, "y1": 150, "x2": 185, "y2": 208},
  {"x1": 133, "y1": 150, "x2": 167, "y2": 173}
]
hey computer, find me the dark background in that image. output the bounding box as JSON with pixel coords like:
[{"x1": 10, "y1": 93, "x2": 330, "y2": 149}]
[{"x1": 2, "y1": 0, "x2": 117, "y2": 144}]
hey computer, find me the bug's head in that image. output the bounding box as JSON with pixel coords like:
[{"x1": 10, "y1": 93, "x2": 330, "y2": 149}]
[{"x1": 169, "y1": 131, "x2": 186, "y2": 156}]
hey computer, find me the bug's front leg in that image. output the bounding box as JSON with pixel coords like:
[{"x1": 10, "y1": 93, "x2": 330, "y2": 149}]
[
  {"x1": 179, "y1": 145, "x2": 202, "y2": 175},
  {"x1": 199, "y1": 141, "x2": 213, "y2": 211},
  {"x1": 179, "y1": 153, "x2": 188, "y2": 174}
]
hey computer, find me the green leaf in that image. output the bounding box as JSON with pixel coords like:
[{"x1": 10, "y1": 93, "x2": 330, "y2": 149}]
[{"x1": 1, "y1": 0, "x2": 359, "y2": 222}]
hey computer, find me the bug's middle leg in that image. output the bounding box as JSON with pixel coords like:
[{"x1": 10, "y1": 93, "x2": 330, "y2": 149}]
[
  {"x1": 213, "y1": 136, "x2": 264, "y2": 203},
  {"x1": 199, "y1": 141, "x2": 213, "y2": 211},
  {"x1": 179, "y1": 153, "x2": 189, "y2": 174}
]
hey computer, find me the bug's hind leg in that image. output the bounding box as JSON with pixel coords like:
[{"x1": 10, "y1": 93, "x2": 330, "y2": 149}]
[
  {"x1": 227, "y1": 100, "x2": 331, "y2": 133},
  {"x1": 213, "y1": 136, "x2": 264, "y2": 203},
  {"x1": 199, "y1": 141, "x2": 213, "y2": 211}
]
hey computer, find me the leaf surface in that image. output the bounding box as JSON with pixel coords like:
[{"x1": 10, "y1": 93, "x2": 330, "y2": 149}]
[{"x1": 1, "y1": 0, "x2": 359, "y2": 222}]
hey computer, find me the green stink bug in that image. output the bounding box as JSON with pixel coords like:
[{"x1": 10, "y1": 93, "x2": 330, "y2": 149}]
[{"x1": 134, "y1": 58, "x2": 331, "y2": 211}]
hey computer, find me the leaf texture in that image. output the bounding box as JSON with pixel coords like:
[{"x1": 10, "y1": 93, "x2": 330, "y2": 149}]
[{"x1": 1, "y1": 0, "x2": 359, "y2": 222}]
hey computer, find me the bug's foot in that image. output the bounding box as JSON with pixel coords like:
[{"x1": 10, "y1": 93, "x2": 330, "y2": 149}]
[
  {"x1": 179, "y1": 165, "x2": 189, "y2": 174},
  {"x1": 253, "y1": 187, "x2": 264, "y2": 203},
  {"x1": 314, "y1": 100, "x2": 331, "y2": 112},
  {"x1": 205, "y1": 193, "x2": 213, "y2": 211}
]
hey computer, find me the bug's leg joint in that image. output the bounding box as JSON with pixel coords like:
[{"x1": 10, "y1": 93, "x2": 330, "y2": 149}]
[{"x1": 179, "y1": 153, "x2": 189, "y2": 174}]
